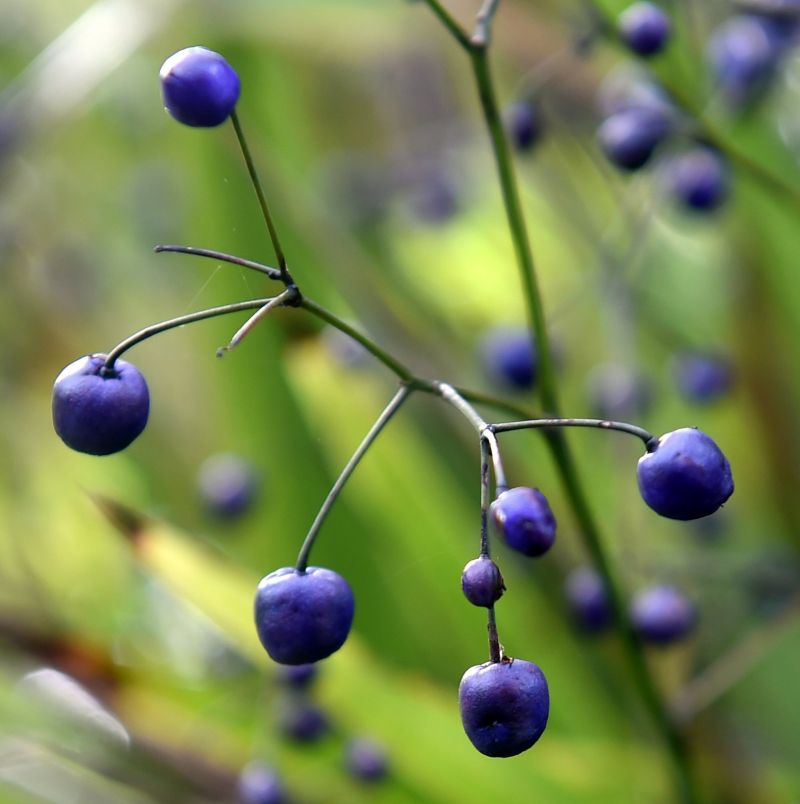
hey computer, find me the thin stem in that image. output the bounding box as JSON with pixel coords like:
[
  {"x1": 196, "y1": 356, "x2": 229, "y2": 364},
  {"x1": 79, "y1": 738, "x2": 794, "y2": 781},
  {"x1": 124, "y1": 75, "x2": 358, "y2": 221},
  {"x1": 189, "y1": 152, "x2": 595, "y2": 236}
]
[
  {"x1": 486, "y1": 606, "x2": 502, "y2": 663},
  {"x1": 472, "y1": 0, "x2": 501, "y2": 47},
  {"x1": 218, "y1": 288, "x2": 298, "y2": 355},
  {"x1": 491, "y1": 417, "x2": 655, "y2": 448},
  {"x1": 103, "y1": 298, "x2": 275, "y2": 369},
  {"x1": 229, "y1": 110, "x2": 291, "y2": 281},
  {"x1": 154, "y1": 245, "x2": 282, "y2": 281},
  {"x1": 295, "y1": 385, "x2": 413, "y2": 572},
  {"x1": 479, "y1": 436, "x2": 492, "y2": 558},
  {"x1": 434, "y1": 381, "x2": 489, "y2": 432},
  {"x1": 482, "y1": 428, "x2": 508, "y2": 492},
  {"x1": 419, "y1": 0, "x2": 472, "y2": 51}
]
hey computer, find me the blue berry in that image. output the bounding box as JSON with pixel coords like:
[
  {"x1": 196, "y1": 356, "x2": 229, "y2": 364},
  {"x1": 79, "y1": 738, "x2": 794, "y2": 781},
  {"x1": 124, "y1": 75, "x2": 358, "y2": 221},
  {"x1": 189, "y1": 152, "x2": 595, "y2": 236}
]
[
  {"x1": 597, "y1": 107, "x2": 670, "y2": 171},
  {"x1": 564, "y1": 567, "x2": 611, "y2": 634},
  {"x1": 345, "y1": 737, "x2": 389, "y2": 782},
  {"x1": 254, "y1": 567, "x2": 355, "y2": 665},
  {"x1": 491, "y1": 487, "x2": 556, "y2": 557},
  {"x1": 504, "y1": 101, "x2": 542, "y2": 152},
  {"x1": 197, "y1": 453, "x2": 258, "y2": 519},
  {"x1": 618, "y1": 3, "x2": 672, "y2": 57},
  {"x1": 637, "y1": 428, "x2": 734, "y2": 520},
  {"x1": 277, "y1": 663, "x2": 319, "y2": 689},
  {"x1": 277, "y1": 698, "x2": 329, "y2": 743},
  {"x1": 672, "y1": 351, "x2": 734, "y2": 403},
  {"x1": 461, "y1": 557, "x2": 505, "y2": 607},
  {"x1": 160, "y1": 46, "x2": 240, "y2": 127},
  {"x1": 237, "y1": 761, "x2": 287, "y2": 804},
  {"x1": 459, "y1": 659, "x2": 549, "y2": 757},
  {"x1": 668, "y1": 147, "x2": 729, "y2": 212},
  {"x1": 631, "y1": 585, "x2": 696, "y2": 645},
  {"x1": 480, "y1": 327, "x2": 537, "y2": 391},
  {"x1": 52, "y1": 355, "x2": 150, "y2": 456}
]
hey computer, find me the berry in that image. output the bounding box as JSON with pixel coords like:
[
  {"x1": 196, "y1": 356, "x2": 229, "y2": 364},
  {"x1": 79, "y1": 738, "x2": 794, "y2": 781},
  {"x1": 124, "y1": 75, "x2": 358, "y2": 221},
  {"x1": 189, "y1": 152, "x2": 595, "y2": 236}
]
[
  {"x1": 237, "y1": 761, "x2": 287, "y2": 804},
  {"x1": 254, "y1": 567, "x2": 355, "y2": 665},
  {"x1": 480, "y1": 327, "x2": 537, "y2": 391},
  {"x1": 618, "y1": 3, "x2": 671, "y2": 57},
  {"x1": 597, "y1": 66, "x2": 675, "y2": 119},
  {"x1": 459, "y1": 659, "x2": 549, "y2": 757},
  {"x1": 597, "y1": 107, "x2": 670, "y2": 171},
  {"x1": 277, "y1": 663, "x2": 319, "y2": 689},
  {"x1": 160, "y1": 46, "x2": 240, "y2": 127},
  {"x1": 461, "y1": 557, "x2": 505, "y2": 607},
  {"x1": 672, "y1": 351, "x2": 733, "y2": 403},
  {"x1": 631, "y1": 585, "x2": 696, "y2": 645},
  {"x1": 504, "y1": 101, "x2": 542, "y2": 152},
  {"x1": 491, "y1": 487, "x2": 556, "y2": 557},
  {"x1": 276, "y1": 698, "x2": 329, "y2": 743},
  {"x1": 52, "y1": 354, "x2": 150, "y2": 456},
  {"x1": 668, "y1": 147, "x2": 729, "y2": 212},
  {"x1": 586, "y1": 362, "x2": 652, "y2": 420},
  {"x1": 345, "y1": 737, "x2": 389, "y2": 782},
  {"x1": 197, "y1": 453, "x2": 258, "y2": 519},
  {"x1": 637, "y1": 428, "x2": 734, "y2": 520},
  {"x1": 564, "y1": 567, "x2": 611, "y2": 634}
]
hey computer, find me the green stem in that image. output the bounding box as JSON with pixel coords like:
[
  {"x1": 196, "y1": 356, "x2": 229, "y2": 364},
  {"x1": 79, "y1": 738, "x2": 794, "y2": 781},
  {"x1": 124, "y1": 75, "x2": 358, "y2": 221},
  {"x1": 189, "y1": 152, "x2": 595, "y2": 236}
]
[
  {"x1": 419, "y1": 0, "x2": 472, "y2": 50},
  {"x1": 491, "y1": 417, "x2": 656, "y2": 448}
]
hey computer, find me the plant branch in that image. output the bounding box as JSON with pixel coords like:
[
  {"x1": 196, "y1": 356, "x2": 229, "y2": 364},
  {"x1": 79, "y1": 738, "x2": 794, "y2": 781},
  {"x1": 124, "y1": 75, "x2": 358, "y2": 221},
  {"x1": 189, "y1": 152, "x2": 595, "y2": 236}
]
[
  {"x1": 217, "y1": 287, "x2": 299, "y2": 355},
  {"x1": 491, "y1": 417, "x2": 655, "y2": 448},
  {"x1": 418, "y1": 0, "x2": 472, "y2": 51},
  {"x1": 472, "y1": 0, "x2": 502, "y2": 47},
  {"x1": 153, "y1": 244, "x2": 282, "y2": 281}
]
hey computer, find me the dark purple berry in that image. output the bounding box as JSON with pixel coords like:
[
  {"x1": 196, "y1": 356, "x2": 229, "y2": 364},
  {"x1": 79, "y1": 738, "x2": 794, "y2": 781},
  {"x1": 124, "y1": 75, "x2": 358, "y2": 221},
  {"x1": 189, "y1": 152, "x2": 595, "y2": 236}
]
[
  {"x1": 52, "y1": 354, "x2": 150, "y2": 456},
  {"x1": 254, "y1": 567, "x2": 355, "y2": 665},
  {"x1": 491, "y1": 487, "x2": 556, "y2": 557},
  {"x1": 672, "y1": 351, "x2": 734, "y2": 403},
  {"x1": 618, "y1": 3, "x2": 671, "y2": 57},
  {"x1": 345, "y1": 738, "x2": 389, "y2": 782},
  {"x1": 564, "y1": 567, "x2": 611, "y2": 634},
  {"x1": 597, "y1": 66, "x2": 675, "y2": 119},
  {"x1": 637, "y1": 428, "x2": 734, "y2": 520},
  {"x1": 237, "y1": 761, "x2": 287, "y2": 804},
  {"x1": 197, "y1": 453, "x2": 258, "y2": 519},
  {"x1": 277, "y1": 663, "x2": 319, "y2": 690},
  {"x1": 480, "y1": 327, "x2": 537, "y2": 391},
  {"x1": 504, "y1": 101, "x2": 542, "y2": 152},
  {"x1": 668, "y1": 147, "x2": 729, "y2": 212},
  {"x1": 597, "y1": 107, "x2": 670, "y2": 171},
  {"x1": 461, "y1": 557, "x2": 505, "y2": 607},
  {"x1": 631, "y1": 585, "x2": 696, "y2": 645},
  {"x1": 276, "y1": 698, "x2": 329, "y2": 743},
  {"x1": 459, "y1": 659, "x2": 549, "y2": 757},
  {"x1": 586, "y1": 362, "x2": 653, "y2": 420},
  {"x1": 160, "y1": 46, "x2": 240, "y2": 127}
]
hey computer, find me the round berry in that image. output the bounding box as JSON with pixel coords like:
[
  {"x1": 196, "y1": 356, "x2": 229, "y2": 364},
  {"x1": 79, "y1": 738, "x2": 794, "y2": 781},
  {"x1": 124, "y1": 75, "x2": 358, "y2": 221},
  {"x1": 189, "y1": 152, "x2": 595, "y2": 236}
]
[
  {"x1": 160, "y1": 46, "x2": 240, "y2": 127},
  {"x1": 276, "y1": 698, "x2": 329, "y2": 743},
  {"x1": 52, "y1": 354, "x2": 150, "y2": 456},
  {"x1": 277, "y1": 662, "x2": 319, "y2": 690},
  {"x1": 480, "y1": 327, "x2": 537, "y2": 391},
  {"x1": 631, "y1": 585, "x2": 696, "y2": 645},
  {"x1": 618, "y1": 3, "x2": 671, "y2": 57},
  {"x1": 491, "y1": 487, "x2": 556, "y2": 557},
  {"x1": 637, "y1": 428, "x2": 734, "y2": 520},
  {"x1": 237, "y1": 761, "x2": 287, "y2": 804},
  {"x1": 597, "y1": 108, "x2": 670, "y2": 171},
  {"x1": 668, "y1": 147, "x2": 729, "y2": 212},
  {"x1": 461, "y1": 557, "x2": 505, "y2": 607},
  {"x1": 254, "y1": 567, "x2": 355, "y2": 665},
  {"x1": 459, "y1": 659, "x2": 549, "y2": 757},
  {"x1": 564, "y1": 567, "x2": 611, "y2": 634},
  {"x1": 197, "y1": 453, "x2": 258, "y2": 519},
  {"x1": 344, "y1": 737, "x2": 389, "y2": 783},
  {"x1": 672, "y1": 351, "x2": 733, "y2": 403},
  {"x1": 504, "y1": 101, "x2": 542, "y2": 152}
]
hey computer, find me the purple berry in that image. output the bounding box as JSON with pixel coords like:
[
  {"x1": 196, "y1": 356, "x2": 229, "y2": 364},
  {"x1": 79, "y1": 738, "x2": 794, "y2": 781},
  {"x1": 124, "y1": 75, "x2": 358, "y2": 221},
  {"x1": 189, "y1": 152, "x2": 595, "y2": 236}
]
[
  {"x1": 504, "y1": 101, "x2": 542, "y2": 152},
  {"x1": 277, "y1": 663, "x2": 319, "y2": 689},
  {"x1": 564, "y1": 567, "x2": 611, "y2": 634},
  {"x1": 237, "y1": 761, "x2": 287, "y2": 804},
  {"x1": 672, "y1": 351, "x2": 734, "y2": 403},
  {"x1": 480, "y1": 327, "x2": 537, "y2": 391},
  {"x1": 461, "y1": 557, "x2": 505, "y2": 607},
  {"x1": 277, "y1": 698, "x2": 329, "y2": 743},
  {"x1": 254, "y1": 567, "x2": 355, "y2": 665},
  {"x1": 197, "y1": 453, "x2": 258, "y2": 519},
  {"x1": 631, "y1": 585, "x2": 696, "y2": 645},
  {"x1": 597, "y1": 107, "x2": 670, "y2": 171},
  {"x1": 491, "y1": 487, "x2": 556, "y2": 557},
  {"x1": 637, "y1": 428, "x2": 734, "y2": 520},
  {"x1": 160, "y1": 46, "x2": 240, "y2": 127},
  {"x1": 619, "y1": 3, "x2": 671, "y2": 57},
  {"x1": 345, "y1": 737, "x2": 389, "y2": 782},
  {"x1": 52, "y1": 354, "x2": 150, "y2": 456},
  {"x1": 668, "y1": 147, "x2": 729, "y2": 212},
  {"x1": 459, "y1": 659, "x2": 549, "y2": 757}
]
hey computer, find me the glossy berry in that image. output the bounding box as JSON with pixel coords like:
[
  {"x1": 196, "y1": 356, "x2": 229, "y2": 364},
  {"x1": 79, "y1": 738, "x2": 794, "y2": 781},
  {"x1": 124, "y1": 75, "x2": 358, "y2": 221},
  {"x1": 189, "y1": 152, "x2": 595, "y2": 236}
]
[
  {"x1": 276, "y1": 698, "x2": 329, "y2": 743},
  {"x1": 254, "y1": 567, "x2": 355, "y2": 665},
  {"x1": 637, "y1": 428, "x2": 734, "y2": 520},
  {"x1": 597, "y1": 108, "x2": 670, "y2": 171},
  {"x1": 673, "y1": 351, "x2": 733, "y2": 403},
  {"x1": 668, "y1": 147, "x2": 729, "y2": 212},
  {"x1": 52, "y1": 354, "x2": 150, "y2": 456},
  {"x1": 459, "y1": 659, "x2": 549, "y2": 757},
  {"x1": 504, "y1": 101, "x2": 542, "y2": 152},
  {"x1": 345, "y1": 738, "x2": 389, "y2": 783},
  {"x1": 237, "y1": 761, "x2": 287, "y2": 804},
  {"x1": 277, "y1": 662, "x2": 319, "y2": 690},
  {"x1": 197, "y1": 453, "x2": 258, "y2": 519},
  {"x1": 491, "y1": 487, "x2": 556, "y2": 557},
  {"x1": 461, "y1": 557, "x2": 505, "y2": 607},
  {"x1": 160, "y1": 46, "x2": 240, "y2": 127},
  {"x1": 631, "y1": 585, "x2": 696, "y2": 645},
  {"x1": 586, "y1": 362, "x2": 652, "y2": 420},
  {"x1": 564, "y1": 567, "x2": 611, "y2": 634},
  {"x1": 618, "y1": 3, "x2": 671, "y2": 57},
  {"x1": 480, "y1": 327, "x2": 536, "y2": 391}
]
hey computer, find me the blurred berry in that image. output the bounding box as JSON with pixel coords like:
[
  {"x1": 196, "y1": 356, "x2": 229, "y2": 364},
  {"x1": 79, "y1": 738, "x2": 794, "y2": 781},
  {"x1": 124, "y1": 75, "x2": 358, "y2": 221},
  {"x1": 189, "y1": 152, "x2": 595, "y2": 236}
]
[
  {"x1": 480, "y1": 326, "x2": 536, "y2": 391},
  {"x1": 565, "y1": 567, "x2": 612, "y2": 634},
  {"x1": 504, "y1": 100, "x2": 543, "y2": 152},
  {"x1": 237, "y1": 761, "x2": 287, "y2": 804},
  {"x1": 631, "y1": 585, "x2": 696, "y2": 645},
  {"x1": 667, "y1": 147, "x2": 729, "y2": 212},
  {"x1": 321, "y1": 325, "x2": 371, "y2": 369},
  {"x1": 277, "y1": 663, "x2": 319, "y2": 690},
  {"x1": 345, "y1": 738, "x2": 389, "y2": 782},
  {"x1": 672, "y1": 351, "x2": 734, "y2": 403},
  {"x1": 618, "y1": 3, "x2": 672, "y2": 57},
  {"x1": 408, "y1": 168, "x2": 459, "y2": 224},
  {"x1": 597, "y1": 107, "x2": 670, "y2": 171},
  {"x1": 461, "y1": 557, "x2": 505, "y2": 607},
  {"x1": 586, "y1": 362, "x2": 653, "y2": 420},
  {"x1": 597, "y1": 66, "x2": 675, "y2": 119},
  {"x1": 197, "y1": 453, "x2": 258, "y2": 519},
  {"x1": 277, "y1": 698, "x2": 330, "y2": 743},
  {"x1": 491, "y1": 487, "x2": 557, "y2": 557}
]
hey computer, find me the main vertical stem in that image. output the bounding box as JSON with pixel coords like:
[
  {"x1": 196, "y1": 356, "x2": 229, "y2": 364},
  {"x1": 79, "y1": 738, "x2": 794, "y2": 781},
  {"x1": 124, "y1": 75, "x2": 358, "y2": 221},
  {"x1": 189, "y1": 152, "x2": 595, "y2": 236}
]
[{"x1": 468, "y1": 46, "x2": 695, "y2": 803}]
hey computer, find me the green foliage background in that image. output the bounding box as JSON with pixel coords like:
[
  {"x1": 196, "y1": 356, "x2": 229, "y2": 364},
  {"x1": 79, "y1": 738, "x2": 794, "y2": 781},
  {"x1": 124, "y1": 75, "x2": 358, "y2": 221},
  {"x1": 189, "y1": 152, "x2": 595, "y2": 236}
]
[{"x1": 1, "y1": 0, "x2": 799, "y2": 801}]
